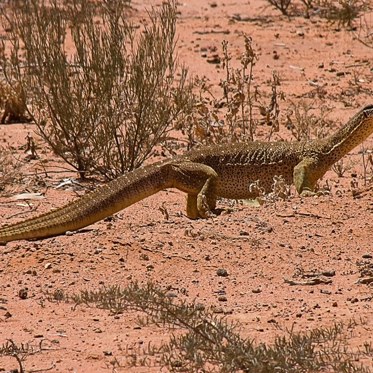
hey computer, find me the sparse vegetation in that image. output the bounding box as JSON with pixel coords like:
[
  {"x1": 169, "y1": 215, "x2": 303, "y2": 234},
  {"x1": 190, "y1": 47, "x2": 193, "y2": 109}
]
[
  {"x1": 285, "y1": 100, "x2": 335, "y2": 141},
  {"x1": 0, "y1": 145, "x2": 23, "y2": 191},
  {"x1": 331, "y1": 158, "x2": 354, "y2": 177},
  {"x1": 0, "y1": 0, "x2": 372, "y2": 372},
  {"x1": 0, "y1": 80, "x2": 29, "y2": 124},
  {"x1": 264, "y1": 0, "x2": 370, "y2": 25},
  {"x1": 1, "y1": 0, "x2": 194, "y2": 179},
  {"x1": 355, "y1": 13, "x2": 373, "y2": 48},
  {"x1": 318, "y1": 0, "x2": 369, "y2": 28},
  {"x1": 0, "y1": 339, "x2": 37, "y2": 373},
  {"x1": 265, "y1": 0, "x2": 293, "y2": 15},
  {"x1": 185, "y1": 36, "x2": 284, "y2": 147},
  {"x1": 65, "y1": 282, "x2": 372, "y2": 372}
]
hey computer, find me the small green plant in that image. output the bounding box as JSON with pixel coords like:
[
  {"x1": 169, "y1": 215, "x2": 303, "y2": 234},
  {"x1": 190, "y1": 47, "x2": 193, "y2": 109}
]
[{"x1": 1, "y1": 0, "x2": 194, "y2": 179}]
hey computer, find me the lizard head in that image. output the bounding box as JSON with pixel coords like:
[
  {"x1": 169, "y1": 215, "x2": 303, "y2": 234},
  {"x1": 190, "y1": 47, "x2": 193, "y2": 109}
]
[{"x1": 362, "y1": 104, "x2": 373, "y2": 118}]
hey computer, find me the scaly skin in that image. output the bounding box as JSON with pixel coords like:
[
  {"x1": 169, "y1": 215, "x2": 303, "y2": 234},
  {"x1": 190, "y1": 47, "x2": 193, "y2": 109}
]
[{"x1": 1, "y1": 105, "x2": 373, "y2": 242}]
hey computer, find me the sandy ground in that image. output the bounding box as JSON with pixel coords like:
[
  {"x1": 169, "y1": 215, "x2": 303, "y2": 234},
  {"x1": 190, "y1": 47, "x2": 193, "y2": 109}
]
[{"x1": 1, "y1": 0, "x2": 373, "y2": 372}]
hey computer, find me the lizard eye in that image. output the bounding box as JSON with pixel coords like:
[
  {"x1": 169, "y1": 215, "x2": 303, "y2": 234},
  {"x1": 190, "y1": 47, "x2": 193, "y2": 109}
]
[{"x1": 363, "y1": 104, "x2": 373, "y2": 111}]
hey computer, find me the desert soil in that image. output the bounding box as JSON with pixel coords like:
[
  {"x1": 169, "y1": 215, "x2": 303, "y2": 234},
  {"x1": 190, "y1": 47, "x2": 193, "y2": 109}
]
[{"x1": 1, "y1": 0, "x2": 373, "y2": 372}]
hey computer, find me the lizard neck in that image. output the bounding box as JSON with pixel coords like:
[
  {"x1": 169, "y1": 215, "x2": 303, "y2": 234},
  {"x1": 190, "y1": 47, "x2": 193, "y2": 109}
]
[{"x1": 320, "y1": 105, "x2": 373, "y2": 163}]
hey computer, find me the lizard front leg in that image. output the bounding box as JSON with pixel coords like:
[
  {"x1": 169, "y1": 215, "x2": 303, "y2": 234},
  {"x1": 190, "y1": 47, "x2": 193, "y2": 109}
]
[
  {"x1": 293, "y1": 157, "x2": 327, "y2": 196},
  {"x1": 167, "y1": 162, "x2": 218, "y2": 219}
]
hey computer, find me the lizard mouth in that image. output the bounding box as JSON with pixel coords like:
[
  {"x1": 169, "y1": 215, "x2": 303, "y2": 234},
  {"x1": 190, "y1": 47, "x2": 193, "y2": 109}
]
[{"x1": 363, "y1": 104, "x2": 373, "y2": 117}]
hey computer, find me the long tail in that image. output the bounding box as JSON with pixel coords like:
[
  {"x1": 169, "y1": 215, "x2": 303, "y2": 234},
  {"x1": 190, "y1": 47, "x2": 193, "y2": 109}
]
[{"x1": 0, "y1": 162, "x2": 171, "y2": 243}]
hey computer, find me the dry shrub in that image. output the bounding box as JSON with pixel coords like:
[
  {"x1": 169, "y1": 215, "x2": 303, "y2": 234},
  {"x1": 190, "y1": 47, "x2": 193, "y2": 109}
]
[
  {"x1": 264, "y1": 0, "x2": 370, "y2": 23},
  {"x1": 0, "y1": 80, "x2": 28, "y2": 124},
  {"x1": 285, "y1": 100, "x2": 335, "y2": 141},
  {"x1": 0, "y1": 146, "x2": 23, "y2": 191},
  {"x1": 183, "y1": 36, "x2": 284, "y2": 147},
  {"x1": 317, "y1": 0, "x2": 370, "y2": 28},
  {"x1": 266, "y1": 0, "x2": 292, "y2": 15},
  {"x1": 355, "y1": 12, "x2": 373, "y2": 48},
  {"x1": 1, "y1": 0, "x2": 194, "y2": 179},
  {"x1": 67, "y1": 282, "x2": 372, "y2": 372}
]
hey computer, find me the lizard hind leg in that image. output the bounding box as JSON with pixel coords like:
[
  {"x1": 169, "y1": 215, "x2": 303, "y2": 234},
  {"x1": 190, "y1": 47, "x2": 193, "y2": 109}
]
[{"x1": 168, "y1": 161, "x2": 218, "y2": 219}]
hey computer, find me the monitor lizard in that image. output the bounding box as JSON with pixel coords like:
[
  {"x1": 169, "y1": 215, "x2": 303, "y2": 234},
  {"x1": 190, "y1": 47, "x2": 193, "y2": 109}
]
[{"x1": 0, "y1": 104, "x2": 372, "y2": 243}]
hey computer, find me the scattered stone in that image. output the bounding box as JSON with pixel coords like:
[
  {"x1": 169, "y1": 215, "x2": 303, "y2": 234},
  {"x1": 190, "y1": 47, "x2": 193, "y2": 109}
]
[
  {"x1": 206, "y1": 54, "x2": 221, "y2": 64},
  {"x1": 44, "y1": 262, "x2": 52, "y2": 269},
  {"x1": 18, "y1": 288, "x2": 28, "y2": 299},
  {"x1": 321, "y1": 270, "x2": 336, "y2": 277},
  {"x1": 218, "y1": 295, "x2": 227, "y2": 302},
  {"x1": 25, "y1": 269, "x2": 37, "y2": 276},
  {"x1": 140, "y1": 254, "x2": 149, "y2": 261},
  {"x1": 320, "y1": 289, "x2": 332, "y2": 295},
  {"x1": 216, "y1": 268, "x2": 229, "y2": 277}
]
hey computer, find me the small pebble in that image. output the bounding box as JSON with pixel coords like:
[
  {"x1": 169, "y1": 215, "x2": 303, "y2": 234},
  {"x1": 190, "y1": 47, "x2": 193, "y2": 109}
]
[
  {"x1": 18, "y1": 288, "x2": 28, "y2": 299},
  {"x1": 216, "y1": 268, "x2": 228, "y2": 277}
]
